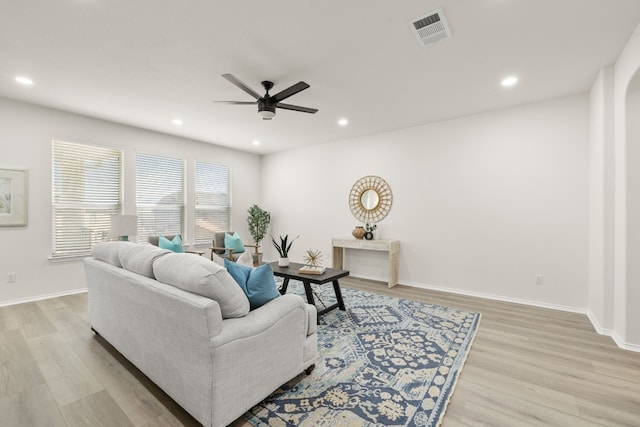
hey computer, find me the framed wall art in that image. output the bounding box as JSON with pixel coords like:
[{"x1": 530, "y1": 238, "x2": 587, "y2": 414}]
[{"x1": 0, "y1": 168, "x2": 28, "y2": 226}]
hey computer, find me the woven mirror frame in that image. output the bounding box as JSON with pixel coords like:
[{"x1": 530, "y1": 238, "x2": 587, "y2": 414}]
[{"x1": 348, "y1": 175, "x2": 393, "y2": 223}]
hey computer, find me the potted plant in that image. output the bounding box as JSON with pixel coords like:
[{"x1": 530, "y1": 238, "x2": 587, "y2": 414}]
[
  {"x1": 364, "y1": 222, "x2": 377, "y2": 240},
  {"x1": 272, "y1": 234, "x2": 299, "y2": 267},
  {"x1": 247, "y1": 204, "x2": 270, "y2": 246}
]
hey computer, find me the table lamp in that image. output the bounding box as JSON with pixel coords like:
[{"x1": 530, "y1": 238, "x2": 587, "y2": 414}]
[{"x1": 110, "y1": 215, "x2": 138, "y2": 241}]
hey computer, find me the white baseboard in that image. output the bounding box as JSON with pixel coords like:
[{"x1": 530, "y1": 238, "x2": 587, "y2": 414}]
[
  {"x1": 0, "y1": 288, "x2": 87, "y2": 307},
  {"x1": 610, "y1": 333, "x2": 640, "y2": 352},
  {"x1": 398, "y1": 279, "x2": 588, "y2": 314},
  {"x1": 585, "y1": 310, "x2": 640, "y2": 352},
  {"x1": 349, "y1": 274, "x2": 640, "y2": 353}
]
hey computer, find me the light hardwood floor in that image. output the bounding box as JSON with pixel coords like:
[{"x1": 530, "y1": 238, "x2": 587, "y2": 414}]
[{"x1": 1, "y1": 278, "x2": 639, "y2": 427}]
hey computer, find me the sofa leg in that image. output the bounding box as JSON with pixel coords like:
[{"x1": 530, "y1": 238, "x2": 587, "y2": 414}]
[{"x1": 305, "y1": 364, "x2": 315, "y2": 375}]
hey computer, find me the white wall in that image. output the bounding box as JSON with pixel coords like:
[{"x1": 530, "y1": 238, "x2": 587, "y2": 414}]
[
  {"x1": 587, "y1": 23, "x2": 640, "y2": 351},
  {"x1": 614, "y1": 21, "x2": 640, "y2": 346},
  {"x1": 588, "y1": 67, "x2": 615, "y2": 331},
  {"x1": 0, "y1": 96, "x2": 260, "y2": 305},
  {"x1": 600, "y1": 21, "x2": 640, "y2": 348},
  {"x1": 262, "y1": 95, "x2": 589, "y2": 309},
  {"x1": 626, "y1": 85, "x2": 640, "y2": 345}
]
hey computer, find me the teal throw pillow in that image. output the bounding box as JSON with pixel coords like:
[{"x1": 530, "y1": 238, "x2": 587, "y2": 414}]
[
  {"x1": 158, "y1": 235, "x2": 185, "y2": 253},
  {"x1": 224, "y1": 259, "x2": 280, "y2": 310},
  {"x1": 224, "y1": 232, "x2": 245, "y2": 254}
]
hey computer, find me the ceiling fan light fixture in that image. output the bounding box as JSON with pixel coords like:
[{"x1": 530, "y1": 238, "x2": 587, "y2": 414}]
[{"x1": 258, "y1": 110, "x2": 275, "y2": 120}]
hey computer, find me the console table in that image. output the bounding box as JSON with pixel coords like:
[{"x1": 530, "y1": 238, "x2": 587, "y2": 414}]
[{"x1": 332, "y1": 238, "x2": 400, "y2": 288}]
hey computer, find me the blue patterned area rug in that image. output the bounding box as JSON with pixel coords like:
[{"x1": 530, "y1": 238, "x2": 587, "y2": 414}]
[{"x1": 243, "y1": 283, "x2": 481, "y2": 427}]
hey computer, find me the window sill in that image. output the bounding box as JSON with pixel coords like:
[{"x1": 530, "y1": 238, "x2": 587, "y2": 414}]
[{"x1": 49, "y1": 253, "x2": 91, "y2": 263}]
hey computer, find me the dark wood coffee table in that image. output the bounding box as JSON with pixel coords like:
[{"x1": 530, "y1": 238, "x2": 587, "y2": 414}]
[{"x1": 270, "y1": 262, "x2": 349, "y2": 322}]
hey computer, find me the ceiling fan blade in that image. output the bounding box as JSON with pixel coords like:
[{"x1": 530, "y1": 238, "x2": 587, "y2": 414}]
[
  {"x1": 276, "y1": 103, "x2": 318, "y2": 114},
  {"x1": 222, "y1": 74, "x2": 262, "y2": 100},
  {"x1": 271, "y1": 81, "x2": 310, "y2": 103},
  {"x1": 212, "y1": 101, "x2": 257, "y2": 105}
]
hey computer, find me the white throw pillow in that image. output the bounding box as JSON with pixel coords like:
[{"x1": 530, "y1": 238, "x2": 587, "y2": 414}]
[
  {"x1": 211, "y1": 251, "x2": 225, "y2": 267},
  {"x1": 236, "y1": 250, "x2": 253, "y2": 267},
  {"x1": 153, "y1": 253, "x2": 250, "y2": 318}
]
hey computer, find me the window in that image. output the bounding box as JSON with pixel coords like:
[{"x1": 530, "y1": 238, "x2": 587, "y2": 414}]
[
  {"x1": 195, "y1": 161, "x2": 230, "y2": 244},
  {"x1": 52, "y1": 140, "x2": 122, "y2": 257},
  {"x1": 136, "y1": 152, "x2": 184, "y2": 242}
]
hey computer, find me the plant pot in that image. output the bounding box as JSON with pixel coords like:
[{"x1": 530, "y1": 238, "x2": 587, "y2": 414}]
[
  {"x1": 254, "y1": 253, "x2": 263, "y2": 267},
  {"x1": 278, "y1": 257, "x2": 289, "y2": 267},
  {"x1": 352, "y1": 226, "x2": 365, "y2": 239},
  {"x1": 364, "y1": 231, "x2": 373, "y2": 240}
]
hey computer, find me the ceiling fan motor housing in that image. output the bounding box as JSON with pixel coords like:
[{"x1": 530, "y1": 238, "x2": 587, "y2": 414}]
[{"x1": 258, "y1": 98, "x2": 276, "y2": 119}]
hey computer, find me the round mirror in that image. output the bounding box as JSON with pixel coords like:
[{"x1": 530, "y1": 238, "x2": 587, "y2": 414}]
[
  {"x1": 349, "y1": 175, "x2": 393, "y2": 223},
  {"x1": 360, "y1": 189, "x2": 380, "y2": 210}
]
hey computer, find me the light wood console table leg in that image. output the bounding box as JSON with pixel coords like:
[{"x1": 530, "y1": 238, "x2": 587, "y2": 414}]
[
  {"x1": 333, "y1": 246, "x2": 344, "y2": 269},
  {"x1": 388, "y1": 250, "x2": 399, "y2": 288}
]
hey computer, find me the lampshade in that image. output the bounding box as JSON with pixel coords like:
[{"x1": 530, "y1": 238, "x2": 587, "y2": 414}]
[{"x1": 110, "y1": 215, "x2": 138, "y2": 241}]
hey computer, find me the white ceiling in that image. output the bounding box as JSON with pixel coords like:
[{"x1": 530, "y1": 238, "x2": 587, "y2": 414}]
[{"x1": 2, "y1": 0, "x2": 640, "y2": 154}]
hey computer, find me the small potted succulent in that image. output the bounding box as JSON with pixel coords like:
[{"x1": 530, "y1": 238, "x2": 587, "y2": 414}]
[{"x1": 272, "y1": 234, "x2": 299, "y2": 267}]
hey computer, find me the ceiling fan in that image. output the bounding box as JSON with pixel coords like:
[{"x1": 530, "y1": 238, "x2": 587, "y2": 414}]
[{"x1": 215, "y1": 73, "x2": 318, "y2": 120}]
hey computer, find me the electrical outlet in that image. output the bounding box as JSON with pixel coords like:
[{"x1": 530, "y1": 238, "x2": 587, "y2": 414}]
[
  {"x1": 7, "y1": 273, "x2": 16, "y2": 283},
  {"x1": 535, "y1": 274, "x2": 544, "y2": 286}
]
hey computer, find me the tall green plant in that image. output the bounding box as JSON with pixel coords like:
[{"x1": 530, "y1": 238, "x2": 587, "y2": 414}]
[{"x1": 247, "y1": 204, "x2": 270, "y2": 246}]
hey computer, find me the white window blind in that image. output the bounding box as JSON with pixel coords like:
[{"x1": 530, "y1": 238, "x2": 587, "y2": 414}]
[
  {"x1": 136, "y1": 152, "x2": 184, "y2": 243},
  {"x1": 195, "y1": 161, "x2": 230, "y2": 244},
  {"x1": 52, "y1": 140, "x2": 122, "y2": 257}
]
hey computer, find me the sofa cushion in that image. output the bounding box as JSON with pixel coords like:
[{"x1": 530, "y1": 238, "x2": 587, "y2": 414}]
[
  {"x1": 118, "y1": 244, "x2": 170, "y2": 279},
  {"x1": 153, "y1": 253, "x2": 250, "y2": 318},
  {"x1": 159, "y1": 235, "x2": 185, "y2": 253},
  {"x1": 92, "y1": 241, "x2": 135, "y2": 267},
  {"x1": 224, "y1": 259, "x2": 280, "y2": 310}
]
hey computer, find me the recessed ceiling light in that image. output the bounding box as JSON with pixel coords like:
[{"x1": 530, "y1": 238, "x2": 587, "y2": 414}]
[
  {"x1": 252, "y1": 140, "x2": 260, "y2": 146},
  {"x1": 338, "y1": 118, "x2": 349, "y2": 126},
  {"x1": 501, "y1": 76, "x2": 518, "y2": 87},
  {"x1": 15, "y1": 76, "x2": 34, "y2": 86},
  {"x1": 172, "y1": 118, "x2": 183, "y2": 125}
]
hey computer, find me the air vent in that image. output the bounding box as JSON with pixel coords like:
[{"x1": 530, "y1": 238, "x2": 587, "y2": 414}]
[{"x1": 409, "y1": 8, "x2": 452, "y2": 46}]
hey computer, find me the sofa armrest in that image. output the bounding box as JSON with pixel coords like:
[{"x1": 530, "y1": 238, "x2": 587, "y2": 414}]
[
  {"x1": 306, "y1": 304, "x2": 318, "y2": 336},
  {"x1": 212, "y1": 294, "x2": 311, "y2": 347},
  {"x1": 185, "y1": 250, "x2": 205, "y2": 256}
]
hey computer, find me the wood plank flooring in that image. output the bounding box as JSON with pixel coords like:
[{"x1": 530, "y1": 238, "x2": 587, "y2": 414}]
[{"x1": 1, "y1": 278, "x2": 639, "y2": 426}]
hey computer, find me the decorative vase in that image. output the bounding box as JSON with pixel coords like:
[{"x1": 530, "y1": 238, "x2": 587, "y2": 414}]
[
  {"x1": 364, "y1": 231, "x2": 373, "y2": 240},
  {"x1": 352, "y1": 226, "x2": 365, "y2": 239},
  {"x1": 278, "y1": 257, "x2": 289, "y2": 267}
]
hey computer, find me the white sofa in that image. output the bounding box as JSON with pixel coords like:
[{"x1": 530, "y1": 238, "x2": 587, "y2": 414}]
[{"x1": 84, "y1": 241, "x2": 317, "y2": 427}]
